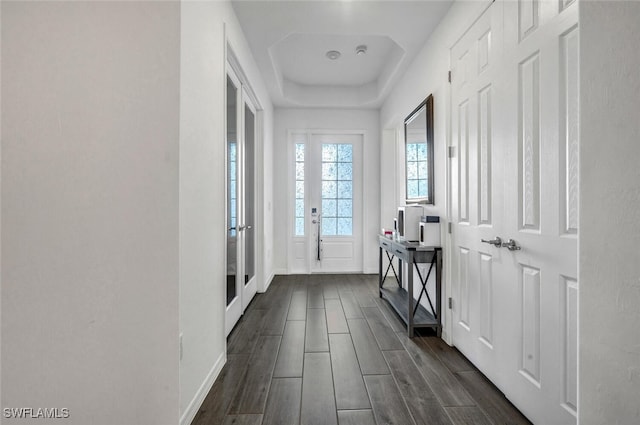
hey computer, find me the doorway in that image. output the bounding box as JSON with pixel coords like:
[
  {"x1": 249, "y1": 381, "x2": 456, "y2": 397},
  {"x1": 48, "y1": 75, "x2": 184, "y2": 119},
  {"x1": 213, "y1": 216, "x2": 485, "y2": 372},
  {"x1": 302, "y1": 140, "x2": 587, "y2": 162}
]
[
  {"x1": 226, "y1": 65, "x2": 258, "y2": 336},
  {"x1": 448, "y1": 2, "x2": 578, "y2": 424},
  {"x1": 289, "y1": 131, "x2": 363, "y2": 274}
]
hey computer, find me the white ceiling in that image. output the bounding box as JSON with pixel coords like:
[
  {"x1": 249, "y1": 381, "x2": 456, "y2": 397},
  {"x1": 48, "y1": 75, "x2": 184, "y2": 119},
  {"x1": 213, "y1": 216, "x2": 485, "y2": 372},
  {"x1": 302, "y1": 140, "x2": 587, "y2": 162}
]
[
  {"x1": 273, "y1": 34, "x2": 398, "y2": 87},
  {"x1": 231, "y1": 0, "x2": 454, "y2": 109}
]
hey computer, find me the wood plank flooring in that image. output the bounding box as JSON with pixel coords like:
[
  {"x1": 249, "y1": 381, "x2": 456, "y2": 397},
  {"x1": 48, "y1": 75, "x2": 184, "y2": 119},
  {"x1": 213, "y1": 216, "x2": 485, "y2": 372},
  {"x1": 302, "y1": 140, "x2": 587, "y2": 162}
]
[{"x1": 191, "y1": 274, "x2": 531, "y2": 425}]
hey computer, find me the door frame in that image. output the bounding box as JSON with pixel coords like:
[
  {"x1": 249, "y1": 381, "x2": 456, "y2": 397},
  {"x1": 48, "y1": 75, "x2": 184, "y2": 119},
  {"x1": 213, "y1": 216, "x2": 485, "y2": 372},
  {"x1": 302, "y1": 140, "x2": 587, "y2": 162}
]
[
  {"x1": 225, "y1": 43, "x2": 264, "y2": 336},
  {"x1": 286, "y1": 129, "x2": 366, "y2": 274}
]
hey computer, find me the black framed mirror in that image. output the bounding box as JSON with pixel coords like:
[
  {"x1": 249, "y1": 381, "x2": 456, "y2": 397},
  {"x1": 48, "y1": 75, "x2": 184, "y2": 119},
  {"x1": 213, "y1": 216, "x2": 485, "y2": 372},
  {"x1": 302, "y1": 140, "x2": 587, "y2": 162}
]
[{"x1": 404, "y1": 94, "x2": 434, "y2": 204}]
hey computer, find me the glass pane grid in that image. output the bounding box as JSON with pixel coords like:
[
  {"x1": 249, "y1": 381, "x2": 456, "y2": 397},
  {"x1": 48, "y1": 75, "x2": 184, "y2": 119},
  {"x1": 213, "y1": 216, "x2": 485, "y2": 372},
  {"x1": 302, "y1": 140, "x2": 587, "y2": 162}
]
[
  {"x1": 295, "y1": 143, "x2": 305, "y2": 236},
  {"x1": 321, "y1": 144, "x2": 353, "y2": 236},
  {"x1": 406, "y1": 142, "x2": 428, "y2": 199}
]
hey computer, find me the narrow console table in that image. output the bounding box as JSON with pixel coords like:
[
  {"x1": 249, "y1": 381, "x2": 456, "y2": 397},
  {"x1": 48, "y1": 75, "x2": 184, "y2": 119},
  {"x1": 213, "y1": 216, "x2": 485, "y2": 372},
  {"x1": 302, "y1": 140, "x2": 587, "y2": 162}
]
[{"x1": 378, "y1": 235, "x2": 442, "y2": 337}]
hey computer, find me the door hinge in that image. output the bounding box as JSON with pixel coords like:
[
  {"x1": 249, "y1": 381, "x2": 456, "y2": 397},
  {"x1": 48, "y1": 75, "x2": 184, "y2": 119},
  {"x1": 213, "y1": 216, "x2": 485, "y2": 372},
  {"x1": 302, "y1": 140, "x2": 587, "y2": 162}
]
[
  {"x1": 448, "y1": 222, "x2": 452, "y2": 234},
  {"x1": 448, "y1": 297, "x2": 453, "y2": 309},
  {"x1": 448, "y1": 146, "x2": 455, "y2": 158},
  {"x1": 448, "y1": 70, "x2": 452, "y2": 83}
]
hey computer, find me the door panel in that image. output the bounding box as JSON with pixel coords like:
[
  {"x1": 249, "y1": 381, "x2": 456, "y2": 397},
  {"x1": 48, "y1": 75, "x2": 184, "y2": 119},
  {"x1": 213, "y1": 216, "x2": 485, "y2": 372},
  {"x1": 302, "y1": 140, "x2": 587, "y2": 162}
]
[
  {"x1": 226, "y1": 70, "x2": 242, "y2": 336},
  {"x1": 501, "y1": 2, "x2": 579, "y2": 422},
  {"x1": 478, "y1": 85, "x2": 492, "y2": 226},
  {"x1": 520, "y1": 264, "x2": 541, "y2": 385},
  {"x1": 478, "y1": 252, "x2": 493, "y2": 347},
  {"x1": 311, "y1": 134, "x2": 363, "y2": 273},
  {"x1": 450, "y1": 3, "x2": 504, "y2": 387},
  {"x1": 560, "y1": 25, "x2": 579, "y2": 236},
  {"x1": 450, "y1": 1, "x2": 578, "y2": 423},
  {"x1": 242, "y1": 95, "x2": 257, "y2": 310},
  {"x1": 518, "y1": 52, "x2": 541, "y2": 231}
]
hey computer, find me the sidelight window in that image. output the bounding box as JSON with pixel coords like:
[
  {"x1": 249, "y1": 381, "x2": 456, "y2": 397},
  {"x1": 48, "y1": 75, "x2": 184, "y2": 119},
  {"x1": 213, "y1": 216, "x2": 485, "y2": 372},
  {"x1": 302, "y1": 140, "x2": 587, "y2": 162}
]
[{"x1": 295, "y1": 143, "x2": 305, "y2": 236}]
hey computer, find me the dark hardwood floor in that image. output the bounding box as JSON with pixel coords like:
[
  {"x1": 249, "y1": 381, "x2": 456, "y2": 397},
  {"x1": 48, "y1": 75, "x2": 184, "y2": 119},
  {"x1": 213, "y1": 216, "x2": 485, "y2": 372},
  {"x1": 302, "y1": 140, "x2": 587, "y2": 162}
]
[{"x1": 192, "y1": 274, "x2": 531, "y2": 425}]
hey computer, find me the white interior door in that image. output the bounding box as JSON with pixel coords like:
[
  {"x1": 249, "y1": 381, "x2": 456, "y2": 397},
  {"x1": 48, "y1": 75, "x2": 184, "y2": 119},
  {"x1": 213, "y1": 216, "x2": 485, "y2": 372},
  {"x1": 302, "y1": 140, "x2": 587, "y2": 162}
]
[
  {"x1": 241, "y1": 90, "x2": 258, "y2": 309},
  {"x1": 226, "y1": 67, "x2": 258, "y2": 336},
  {"x1": 450, "y1": 1, "x2": 578, "y2": 423},
  {"x1": 226, "y1": 69, "x2": 242, "y2": 335},
  {"x1": 288, "y1": 132, "x2": 363, "y2": 273},
  {"x1": 500, "y1": 1, "x2": 579, "y2": 423},
  {"x1": 450, "y1": 2, "x2": 505, "y2": 387}
]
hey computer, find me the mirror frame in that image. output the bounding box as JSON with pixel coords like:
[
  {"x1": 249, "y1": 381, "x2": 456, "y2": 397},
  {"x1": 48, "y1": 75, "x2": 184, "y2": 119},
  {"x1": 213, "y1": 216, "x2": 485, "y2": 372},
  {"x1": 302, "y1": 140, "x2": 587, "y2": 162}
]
[{"x1": 404, "y1": 94, "x2": 434, "y2": 204}]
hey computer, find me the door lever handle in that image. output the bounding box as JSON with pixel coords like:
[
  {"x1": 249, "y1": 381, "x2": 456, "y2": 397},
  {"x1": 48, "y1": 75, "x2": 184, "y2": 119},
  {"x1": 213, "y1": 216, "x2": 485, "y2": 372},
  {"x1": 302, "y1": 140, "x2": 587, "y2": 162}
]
[
  {"x1": 481, "y1": 237, "x2": 502, "y2": 247},
  {"x1": 502, "y1": 239, "x2": 521, "y2": 251}
]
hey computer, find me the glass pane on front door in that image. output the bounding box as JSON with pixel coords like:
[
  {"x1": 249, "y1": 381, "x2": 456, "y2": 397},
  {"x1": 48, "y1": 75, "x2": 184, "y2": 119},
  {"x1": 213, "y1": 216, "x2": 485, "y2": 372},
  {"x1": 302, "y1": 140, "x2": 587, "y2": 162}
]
[{"x1": 321, "y1": 143, "x2": 353, "y2": 236}]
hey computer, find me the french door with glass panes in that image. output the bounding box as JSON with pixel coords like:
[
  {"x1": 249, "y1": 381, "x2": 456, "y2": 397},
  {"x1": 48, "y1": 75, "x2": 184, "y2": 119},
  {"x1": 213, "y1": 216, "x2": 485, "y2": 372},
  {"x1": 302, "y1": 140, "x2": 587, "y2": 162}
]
[
  {"x1": 291, "y1": 132, "x2": 363, "y2": 273},
  {"x1": 226, "y1": 66, "x2": 257, "y2": 336}
]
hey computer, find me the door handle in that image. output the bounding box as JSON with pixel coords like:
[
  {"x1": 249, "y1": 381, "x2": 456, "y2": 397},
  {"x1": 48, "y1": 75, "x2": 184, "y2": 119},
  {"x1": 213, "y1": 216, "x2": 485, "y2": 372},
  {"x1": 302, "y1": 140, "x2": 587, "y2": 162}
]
[
  {"x1": 314, "y1": 215, "x2": 322, "y2": 261},
  {"x1": 502, "y1": 239, "x2": 521, "y2": 251},
  {"x1": 481, "y1": 237, "x2": 502, "y2": 247},
  {"x1": 238, "y1": 225, "x2": 246, "y2": 231}
]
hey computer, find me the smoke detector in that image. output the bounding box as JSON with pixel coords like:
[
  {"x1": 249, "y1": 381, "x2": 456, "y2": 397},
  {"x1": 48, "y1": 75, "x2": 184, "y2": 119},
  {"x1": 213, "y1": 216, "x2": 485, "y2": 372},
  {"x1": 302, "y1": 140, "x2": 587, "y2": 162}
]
[{"x1": 326, "y1": 50, "x2": 341, "y2": 60}]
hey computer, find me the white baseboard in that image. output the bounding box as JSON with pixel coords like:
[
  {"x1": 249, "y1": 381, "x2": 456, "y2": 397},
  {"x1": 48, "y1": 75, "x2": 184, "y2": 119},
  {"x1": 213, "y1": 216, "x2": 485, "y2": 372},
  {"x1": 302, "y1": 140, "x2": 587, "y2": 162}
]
[
  {"x1": 180, "y1": 352, "x2": 226, "y2": 425},
  {"x1": 262, "y1": 271, "x2": 275, "y2": 293},
  {"x1": 272, "y1": 268, "x2": 287, "y2": 275}
]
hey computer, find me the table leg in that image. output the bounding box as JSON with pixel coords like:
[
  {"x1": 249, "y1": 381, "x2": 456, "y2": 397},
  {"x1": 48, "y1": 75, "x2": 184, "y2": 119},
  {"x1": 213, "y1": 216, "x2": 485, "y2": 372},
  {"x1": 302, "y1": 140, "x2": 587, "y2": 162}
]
[
  {"x1": 378, "y1": 246, "x2": 383, "y2": 297},
  {"x1": 436, "y1": 249, "x2": 442, "y2": 337},
  {"x1": 408, "y1": 258, "x2": 414, "y2": 338},
  {"x1": 398, "y1": 258, "x2": 403, "y2": 291}
]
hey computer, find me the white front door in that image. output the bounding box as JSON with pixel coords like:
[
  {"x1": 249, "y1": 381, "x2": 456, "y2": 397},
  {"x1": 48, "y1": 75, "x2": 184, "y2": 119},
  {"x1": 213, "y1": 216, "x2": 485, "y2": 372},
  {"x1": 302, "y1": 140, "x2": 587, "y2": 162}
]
[
  {"x1": 450, "y1": 1, "x2": 578, "y2": 423},
  {"x1": 289, "y1": 132, "x2": 363, "y2": 274}
]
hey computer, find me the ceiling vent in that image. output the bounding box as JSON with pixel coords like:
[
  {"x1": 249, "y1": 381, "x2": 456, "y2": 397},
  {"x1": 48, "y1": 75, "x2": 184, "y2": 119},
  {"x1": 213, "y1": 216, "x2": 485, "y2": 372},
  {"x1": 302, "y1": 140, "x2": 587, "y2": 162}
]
[{"x1": 355, "y1": 45, "x2": 368, "y2": 55}]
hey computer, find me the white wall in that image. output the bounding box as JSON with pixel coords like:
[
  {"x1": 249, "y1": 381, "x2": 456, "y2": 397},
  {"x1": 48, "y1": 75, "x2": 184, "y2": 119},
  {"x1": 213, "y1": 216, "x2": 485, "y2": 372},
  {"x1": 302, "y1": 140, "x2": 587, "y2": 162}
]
[
  {"x1": 379, "y1": 1, "x2": 489, "y2": 341},
  {"x1": 2, "y1": 2, "x2": 181, "y2": 424},
  {"x1": 380, "y1": 0, "x2": 489, "y2": 223},
  {"x1": 178, "y1": 2, "x2": 225, "y2": 422},
  {"x1": 273, "y1": 108, "x2": 380, "y2": 274},
  {"x1": 1, "y1": 1, "x2": 275, "y2": 424},
  {"x1": 178, "y1": 1, "x2": 274, "y2": 424},
  {"x1": 579, "y1": 2, "x2": 640, "y2": 424}
]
